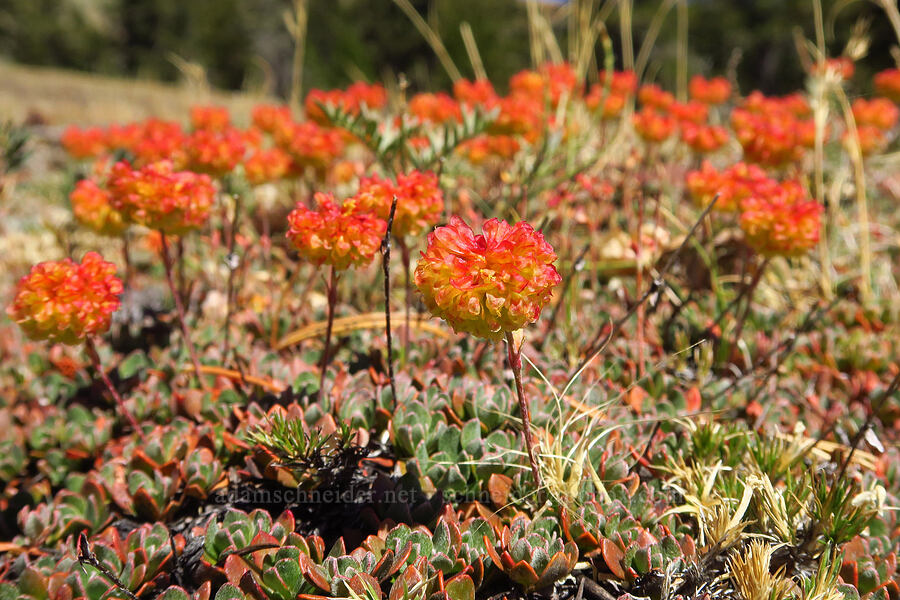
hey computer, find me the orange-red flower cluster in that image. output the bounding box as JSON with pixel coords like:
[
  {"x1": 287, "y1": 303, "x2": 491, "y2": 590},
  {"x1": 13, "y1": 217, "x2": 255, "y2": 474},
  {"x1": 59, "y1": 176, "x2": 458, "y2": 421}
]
[
  {"x1": 638, "y1": 84, "x2": 675, "y2": 110},
  {"x1": 6, "y1": 252, "x2": 123, "y2": 345},
  {"x1": 252, "y1": 104, "x2": 294, "y2": 138},
  {"x1": 731, "y1": 92, "x2": 814, "y2": 166},
  {"x1": 408, "y1": 92, "x2": 462, "y2": 124},
  {"x1": 511, "y1": 62, "x2": 580, "y2": 107},
  {"x1": 453, "y1": 78, "x2": 499, "y2": 109},
  {"x1": 351, "y1": 170, "x2": 444, "y2": 238},
  {"x1": 875, "y1": 68, "x2": 900, "y2": 103},
  {"x1": 190, "y1": 105, "x2": 231, "y2": 132},
  {"x1": 181, "y1": 128, "x2": 247, "y2": 177},
  {"x1": 244, "y1": 148, "x2": 293, "y2": 185},
  {"x1": 681, "y1": 122, "x2": 730, "y2": 154},
  {"x1": 668, "y1": 100, "x2": 709, "y2": 125},
  {"x1": 457, "y1": 134, "x2": 521, "y2": 164},
  {"x1": 851, "y1": 97, "x2": 899, "y2": 131},
  {"x1": 633, "y1": 107, "x2": 677, "y2": 143},
  {"x1": 70, "y1": 179, "x2": 127, "y2": 237},
  {"x1": 274, "y1": 121, "x2": 346, "y2": 175},
  {"x1": 107, "y1": 160, "x2": 216, "y2": 235},
  {"x1": 686, "y1": 161, "x2": 779, "y2": 212},
  {"x1": 739, "y1": 181, "x2": 822, "y2": 257},
  {"x1": 286, "y1": 192, "x2": 385, "y2": 270},
  {"x1": 127, "y1": 119, "x2": 187, "y2": 166},
  {"x1": 414, "y1": 217, "x2": 561, "y2": 340},
  {"x1": 60, "y1": 126, "x2": 107, "y2": 159},
  {"x1": 305, "y1": 82, "x2": 388, "y2": 125},
  {"x1": 585, "y1": 89, "x2": 627, "y2": 119},
  {"x1": 689, "y1": 75, "x2": 732, "y2": 105},
  {"x1": 489, "y1": 95, "x2": 546, "y2": 143},
  {"x1": 585, "y1": 71, "x2": 636, "y2": 120}
]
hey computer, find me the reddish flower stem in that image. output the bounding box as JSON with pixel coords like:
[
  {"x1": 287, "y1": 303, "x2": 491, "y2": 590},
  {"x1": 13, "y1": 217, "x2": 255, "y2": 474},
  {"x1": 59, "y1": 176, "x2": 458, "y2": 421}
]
[
  {"x1": 505, "y1": 331, "x2": 543, "y2": 490},
  {"x1": 320, "y1": 266, "x2": 338, "y2": 394},
  {"x1": 160, "y1": 232, "x2": 204, "y2": 384},
  {"x1": 84, "y1": 336, "x2": 141, "y2": 435}
]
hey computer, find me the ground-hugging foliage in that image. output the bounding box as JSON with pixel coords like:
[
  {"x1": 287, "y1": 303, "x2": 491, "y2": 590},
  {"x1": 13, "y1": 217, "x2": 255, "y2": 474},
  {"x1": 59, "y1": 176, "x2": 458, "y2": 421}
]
[{"x1": 2, "y1": 13, "x2": 900, "y2": 600}]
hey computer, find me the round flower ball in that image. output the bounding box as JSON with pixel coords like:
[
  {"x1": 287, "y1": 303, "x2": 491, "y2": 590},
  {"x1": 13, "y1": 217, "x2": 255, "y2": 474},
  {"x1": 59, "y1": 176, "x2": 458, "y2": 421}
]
[
  {"x1": 414, "y1": 216, "x2": 561, "y2": 340},
  {"x1": 70, "y1": 179, "x2": 127, "y2": 237},
  {"x1": 7, "y1": 252, "x2": 123, "y2": 345},
  {"x1": 107, "y1": 160, "x2": 216, "y2": 235},
  {"x1": 739, "y1": 182, "x2": 822, "y2": 257},
  {"x1": 286, "y1": 192, "x2": 385, "y2": 271},
  {"x1": 351, "y1": 170, "x2": 444, "y2": 239}
]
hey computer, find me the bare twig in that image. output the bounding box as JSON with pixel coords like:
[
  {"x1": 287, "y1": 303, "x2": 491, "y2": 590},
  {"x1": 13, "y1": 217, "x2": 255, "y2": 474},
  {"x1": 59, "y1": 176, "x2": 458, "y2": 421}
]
[
  {"x1": 77, "y1": 533, "x2": 139, "y2": 600},
  {"x1": 381, "y1": 196, "x2": 399, "y2": 409}
]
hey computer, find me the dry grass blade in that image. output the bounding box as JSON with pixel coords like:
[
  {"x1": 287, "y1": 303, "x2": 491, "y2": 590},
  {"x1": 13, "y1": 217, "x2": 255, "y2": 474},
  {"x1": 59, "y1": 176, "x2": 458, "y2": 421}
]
[
  {"x1": 180, "y1": 365, "x2": 287, "y2": 393},
  {"x1": 391, "y1": 0, "x2": 462, "y2": 81},
  {"x1": 276, "y1": 311, "x2": 452, "y2": 349},
  {"x1": 728, "y1": 540, "x2": 793, "y2": 600}
]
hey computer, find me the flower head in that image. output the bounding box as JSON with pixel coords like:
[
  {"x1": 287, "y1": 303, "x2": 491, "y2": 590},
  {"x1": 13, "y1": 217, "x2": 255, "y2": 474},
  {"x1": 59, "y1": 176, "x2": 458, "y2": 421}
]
[
  {"x1": 244, "y1": 147, "x2": 292, "y2": 185},
  {"x1": 638, "y1": 84, "x2": 675, "y2": 110},
  {"x1": 70, "y1": 179, "x2": 127, "y2": 237},
  {"x1": 739, "y1": 181, "x2": 822, "y2": 257},
  {"x1": 190, "y1": 105, "x2": 231, "y2": 132},
  {"x1": 275, "y1": 121, "x2": 345, "y2": 175},
  {"x1": 681, "y1": 123, "x2": 729, "y2": 154},
  {"x1": 251, "y1": 104, "x2": 294, "y2": 137},
  {"x1": 874, "y1": 68, "x2": 900, "y2": 103},
  {"x1": 129, "y1": 119, "x2": 186, "y2": 166},
  {"x1": 107, "y1": 160, "x2": 216, "y2": 235},
  {"x1": 7, "y1": 252, "x2": 123, "y2": 345},
  {"x1": 408, "y1": 93, "x2": 462, "y2": 124},
  {"x1": 181, "y1": 128, "x2": 247, "y2": 177},
  {"x1": 851, "y1": 97, "x2": 899, "y2": 131},
  {"x1": 685, "y1": 161, "x2": 779, "y2": 212},
  {"x1": 414, "y1": 217, "x2": 561, "y2": 340},
  {"x1": 633, "y1": 108, "x2": 676, "y2": 143},
  {"x1": 61, "y1": 126, "x2": 107, "y2": 159},
  {"x1": 453, "y1": 78, "x2": 499, "y2": 109},
  {"x1": 585, "y1": 87, "x2": 627, "y2": 119},
  {"x1": 688, "y1": 76, "x2": 732, "y2": 105},
  {"x1": 351, "y1": 170, "x2": 444, "y2": 238},
  {"x1": 286, "y1": 192, "x2": 385, "y2": 270}
]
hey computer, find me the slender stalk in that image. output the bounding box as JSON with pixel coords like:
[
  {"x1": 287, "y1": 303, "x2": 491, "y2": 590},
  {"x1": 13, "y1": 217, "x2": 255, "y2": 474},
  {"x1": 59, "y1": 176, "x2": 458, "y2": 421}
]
[
  {"x1": 731, "y1": 256, "x2": 769, "y2": 355},
  {"x1": 319, "y1": 266, "x2": 338, "y2": 394},
  {"x1": 222, "y1": 194, "x2": 243, "y2": 357},
  {"x1": 84, "y1": 337, "x2": 141, "y2": 435},
  {"x1": 288, "y1": 0, "x2": 309, "y2": 108},
  {"x1": 381, "y1": 197, "x2": 399, "y2": 409},
  {"x1": 160, "y1": 232, "x2": 204, "y2": 384},
  {"x1": 505, "y1": 331, "x2": 543, "y2": 491},
  {"x1": 176, "y1": 237, "x2": 187, "y2": 308}
]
